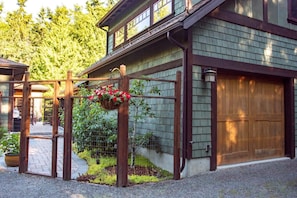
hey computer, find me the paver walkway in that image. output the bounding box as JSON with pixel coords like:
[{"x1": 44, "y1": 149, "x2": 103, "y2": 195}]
[{"x1": 0, "y1": 122, "x2": 88, "y2": 179}]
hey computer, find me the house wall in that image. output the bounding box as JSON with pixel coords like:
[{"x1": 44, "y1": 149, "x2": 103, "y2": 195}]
[
  {"x1": 192, "y1": 66, "x2": 212, "y2": 158},
  {"x1": 193, "y1": 17, "x2": 297, "y2": 70},
  {"x1": 221, "y1": 0, "x2": 297, "y2": 31},
  {"x1": 0, "y1": 75, "x2": 10, "y2": 129},
  {"x1": 221, "y1": 0, "x2": 263, "y2": 20},
  {"x1": 192, "y1": 17, "x2": 297, "y2": 151}
]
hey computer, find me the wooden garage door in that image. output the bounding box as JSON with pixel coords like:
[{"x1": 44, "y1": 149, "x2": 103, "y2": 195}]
[{"x1": 217, "y1": 75, "x2": 284, "y2": 165}]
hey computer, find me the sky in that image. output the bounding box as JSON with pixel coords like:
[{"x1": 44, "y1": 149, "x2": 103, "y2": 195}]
[{"x1": 1, "y1": 0, "x2": 87, "y2": 17}]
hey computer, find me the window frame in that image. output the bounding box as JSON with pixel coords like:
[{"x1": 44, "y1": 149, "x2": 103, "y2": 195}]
[
  {"x1": 288, "y1": 0, "x2": 297, "y2": 24},
  {"x1": 113, "y1": 0, "x2": 174, "y2": 49},
  {"x1": 127, "y1": 8, "x2": 151, "y2": 40},
  {"x1": 153, "y1": 0, "x2": 173, "y2": 24},
  {"x1": 114, "y1": 26, "x2": 125, "y2": 48}
]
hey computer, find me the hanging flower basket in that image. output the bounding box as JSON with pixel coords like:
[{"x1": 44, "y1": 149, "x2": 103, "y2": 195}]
[
  {"x1": 89, "y1": 85, "x2": 131, "y2": 111},
  {"x1": 100, "y1": 100, "x2": 120, "y2": 110}
]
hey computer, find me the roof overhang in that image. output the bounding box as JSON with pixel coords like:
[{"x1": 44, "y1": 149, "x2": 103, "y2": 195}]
[
  {"x1": 0, "y1": 58, "x2": 29, "y2": 80},
  {"x1": 97, "y1": 0, "x2": 139, "y2": 27},
  {"x1": 14, "y1": 84, "x2": 49, "y2": 92},
  {"x1": 183, "y1": 0, "x2": 226, "y2": 29}
]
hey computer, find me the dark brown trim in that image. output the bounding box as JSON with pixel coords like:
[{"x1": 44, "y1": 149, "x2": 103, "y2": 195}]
[
  {"x1": 263, "y1": 0, "x2": 268, "y2": 22},
  {"x1": 210, "y1": 80, "x2": 217, "y2": 171},
  {"x1": 129, "y1": 59, "x2": 182, "y2": 77},
  {"x1": 193, "y1": 55, "x2": 297, "y2": 78},
  {"x1": 186, "y1": 28, "x2": 193, "y2": 159},
  {"x1": 288, "y1": 0, "x2": 297, "y2": 25},
  {"x1": 209, "y1": 9, "x2": 297, "y2": 40},
  {"x1": 284, "y1": 78, "x2": 296, "y2": 159}
]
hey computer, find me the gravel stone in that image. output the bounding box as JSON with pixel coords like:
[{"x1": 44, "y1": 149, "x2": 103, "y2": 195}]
[{"x1": 0, "y1": 158, "x2": 296, "y2": 198}]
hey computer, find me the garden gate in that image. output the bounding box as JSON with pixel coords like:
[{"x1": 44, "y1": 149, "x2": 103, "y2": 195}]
[{"x1": 1, "y1": 65, "x2": 181, "y2": 187}]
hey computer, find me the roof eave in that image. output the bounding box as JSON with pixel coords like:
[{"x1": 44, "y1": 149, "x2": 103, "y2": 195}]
[
  {"x1": 183, "y1": 0, "x2": 226, "y2": 29},
  {"x1": 97, "y1": 0, "x2": 129, "y2": 27}
]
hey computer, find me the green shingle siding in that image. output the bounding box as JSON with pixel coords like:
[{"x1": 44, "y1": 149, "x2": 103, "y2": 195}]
[
  {"x1": 127, "y1": 64, "x2": 182, "y2": 155},
  {"x1": 193, "y1": 17, "x2": 297, "y2": 71},
  {"x1": 192, "y1": 65, "x2": 212, "y2": 158}
]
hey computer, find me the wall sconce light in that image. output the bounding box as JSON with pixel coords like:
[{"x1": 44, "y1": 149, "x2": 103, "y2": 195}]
[{"x1": 203, "y1": 68, "x2": 217, "y2": 82}]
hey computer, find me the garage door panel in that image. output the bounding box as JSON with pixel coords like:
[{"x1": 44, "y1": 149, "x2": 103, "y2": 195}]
[
  {"x1": 217, "y1": 119, "x2": 249, "y2": 165},
  {"x1": 217, "y1": 75, "x2": 284, "y2": 165},
  {"x1": 251, "y1": 120, "x2": 284, "y2": 158},
  {"x1": 217, "y1": 76, "x2": 249, "y2": 116}
]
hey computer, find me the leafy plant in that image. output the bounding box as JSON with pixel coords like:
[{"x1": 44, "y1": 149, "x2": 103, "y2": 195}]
[
  {"x1": 0, "y1": 132, "x2": 20, "y2": 154},
  {"x1": 0, "y1": 126, "x2": 7, "y2": 140}
]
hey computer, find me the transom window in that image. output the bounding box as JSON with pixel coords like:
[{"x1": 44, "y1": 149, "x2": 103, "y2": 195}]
[
  {"x1": 114, "y1": 0, "x2": 173, "y2": 48},
  {"x1": 127, "y1": 8, "x2": 150, "y2": 39},
  {"x1": 288, "y1": 0, "x2": 297, "y2": 24},
  {"x1": 153, "y1": 0, "x2": 173, "y2": 24}
]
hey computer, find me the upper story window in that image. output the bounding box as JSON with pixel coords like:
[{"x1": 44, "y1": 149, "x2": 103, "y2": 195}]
[
  {"x1": 153, "y1": 0, "x2": 173, "y2": 24},
  {"x1": 113, "y1": 0, "x2": 173, "y2": 48},
  {"x1": 114, "y1": 26, "x2": 125, "y2": 47},
  {"x1": 127, "y1": 8, "x2": 150, "y2": 39},
  {"x1": 288, "y1": 0, "x2": 297, "y2": 24}
]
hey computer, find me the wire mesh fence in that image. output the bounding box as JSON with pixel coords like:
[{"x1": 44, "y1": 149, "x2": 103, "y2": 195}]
[{"x1": 0, "y1": 69, "x2": 181, "y2": 186}]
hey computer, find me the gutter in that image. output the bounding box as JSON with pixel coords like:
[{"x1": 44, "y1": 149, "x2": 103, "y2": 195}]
[{"x1": 166, "y1": 31, "x2": 188, "y2": 173}]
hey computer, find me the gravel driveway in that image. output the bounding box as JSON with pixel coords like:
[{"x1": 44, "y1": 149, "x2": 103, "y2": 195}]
[{"x1": 0, "y1": 158, "x2": 296, "y2": 198}]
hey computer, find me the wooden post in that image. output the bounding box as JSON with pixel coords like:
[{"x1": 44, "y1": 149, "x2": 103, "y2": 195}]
[
  {"x1": 19, "y1": 72, "x2": 31, "y2": 173},
  {"x1": 116, "y1": 65, "x2": 129, "y2": 187},
  {"x1": 174, "y1": 71, "x2": 181, "y2": 180},
  {"x1": 63, "y1": 71, "x2": 73, "y2": 180},
  {"x1": 51, "y1": 81, "x2": 59, "y2": 177}
]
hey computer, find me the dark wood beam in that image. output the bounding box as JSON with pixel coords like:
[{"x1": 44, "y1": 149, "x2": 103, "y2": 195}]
[{"x1": 193, "y1": 55, "x2": 297, "y2": 78}]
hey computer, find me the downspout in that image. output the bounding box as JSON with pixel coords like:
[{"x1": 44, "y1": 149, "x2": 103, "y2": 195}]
[{"x1": 166, "y1": 31, "x2": 188, "y2": 173}]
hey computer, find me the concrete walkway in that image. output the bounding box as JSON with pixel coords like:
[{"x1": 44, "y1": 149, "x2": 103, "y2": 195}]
[{"x1": 0, "y1": 122, "x2": 88, "y2": 179}]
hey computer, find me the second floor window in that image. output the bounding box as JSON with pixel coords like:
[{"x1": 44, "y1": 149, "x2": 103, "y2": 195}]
[
  {"x1": 153, "y1": 0, "x2": 173, "y2": 24},
  {"x1": 114, "y1": 27, "x2": 125, "y2": 47},
  {"x1": 113, "y1": 0, "x2": 173, "y2": 48},
  {"x1": 127, "y1": 8, "x2": 150, "y2": 39}
]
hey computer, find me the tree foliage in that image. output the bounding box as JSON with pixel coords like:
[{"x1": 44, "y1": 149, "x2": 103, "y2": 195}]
[{"x1": 0, "y1": 0, "x2": 116, "y2": 80}]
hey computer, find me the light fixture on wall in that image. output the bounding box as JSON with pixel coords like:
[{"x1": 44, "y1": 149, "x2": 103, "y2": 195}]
[{"x1": 203, "y1": 68, "x2": 217, "y2": 82}]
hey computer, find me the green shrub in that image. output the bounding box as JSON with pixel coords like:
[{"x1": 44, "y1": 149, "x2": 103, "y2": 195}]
[
  {"x1": 0, "y1": 126, "x2": 8, "y2": 140},
  {"x1": 72, "y1": 88, "x2": 117, "y2": 156}
]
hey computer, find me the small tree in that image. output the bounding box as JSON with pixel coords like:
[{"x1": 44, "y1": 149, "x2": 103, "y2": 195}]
[{"x1": 129, "y1": 79, "x2": 160, "y2": 168}]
